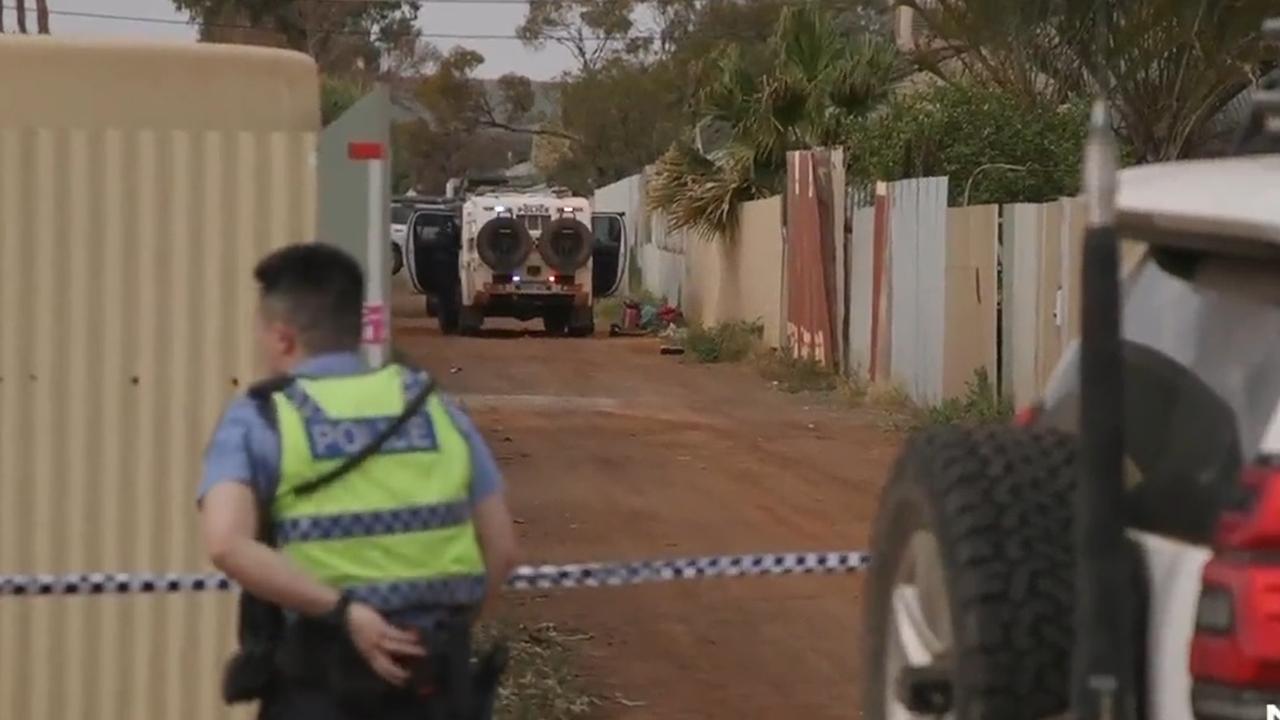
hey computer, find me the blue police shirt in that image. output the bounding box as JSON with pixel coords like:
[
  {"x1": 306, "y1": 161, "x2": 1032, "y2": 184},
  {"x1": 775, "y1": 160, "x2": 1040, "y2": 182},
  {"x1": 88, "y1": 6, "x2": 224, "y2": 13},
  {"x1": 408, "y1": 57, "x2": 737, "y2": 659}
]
[
  {"x1": 198, "y1": 351, "x2": 503, "y2": 507},
  {"x1": 198, "y1": 353, "x2": 504, "y2": 623}
]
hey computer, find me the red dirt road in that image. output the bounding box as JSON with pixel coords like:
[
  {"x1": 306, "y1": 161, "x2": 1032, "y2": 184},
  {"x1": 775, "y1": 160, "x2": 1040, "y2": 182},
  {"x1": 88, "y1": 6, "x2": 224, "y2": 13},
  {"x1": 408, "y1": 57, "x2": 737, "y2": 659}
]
[{"x1": 393, "y1": 289, "x2": 901, "y2": 720}]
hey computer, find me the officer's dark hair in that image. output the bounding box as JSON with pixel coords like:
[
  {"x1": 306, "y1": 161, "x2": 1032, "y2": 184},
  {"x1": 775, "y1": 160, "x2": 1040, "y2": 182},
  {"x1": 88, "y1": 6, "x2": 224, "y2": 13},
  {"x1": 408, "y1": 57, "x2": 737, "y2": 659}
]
[{"x1": 254, "y1": 243, "x2": 364, "y2": 353}]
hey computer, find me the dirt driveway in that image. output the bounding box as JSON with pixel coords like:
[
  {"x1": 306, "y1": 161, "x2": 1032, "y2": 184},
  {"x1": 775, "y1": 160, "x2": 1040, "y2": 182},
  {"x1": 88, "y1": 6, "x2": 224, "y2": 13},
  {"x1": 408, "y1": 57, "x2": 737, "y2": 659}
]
[{"x1": 392, "y1": 289, "x2": 902, "y2": 719}]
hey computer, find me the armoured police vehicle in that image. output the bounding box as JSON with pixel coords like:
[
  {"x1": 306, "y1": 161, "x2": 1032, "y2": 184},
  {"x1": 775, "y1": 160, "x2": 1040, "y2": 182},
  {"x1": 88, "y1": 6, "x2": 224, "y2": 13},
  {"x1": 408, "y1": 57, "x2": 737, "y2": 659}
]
[
  {"x1": 862, "y1": 17, "x2": 1280, "y2": 720},
  {"x1": 401, "y1": 176, "x2": 627, "y2": 336}
]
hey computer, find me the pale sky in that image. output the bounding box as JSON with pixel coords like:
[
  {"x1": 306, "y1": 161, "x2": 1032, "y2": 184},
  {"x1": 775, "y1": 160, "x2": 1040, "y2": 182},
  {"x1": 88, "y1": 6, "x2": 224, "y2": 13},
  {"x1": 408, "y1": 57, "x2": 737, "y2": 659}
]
[{"x1": 11, "y1": 0, "x2": 577, "y2": 79}]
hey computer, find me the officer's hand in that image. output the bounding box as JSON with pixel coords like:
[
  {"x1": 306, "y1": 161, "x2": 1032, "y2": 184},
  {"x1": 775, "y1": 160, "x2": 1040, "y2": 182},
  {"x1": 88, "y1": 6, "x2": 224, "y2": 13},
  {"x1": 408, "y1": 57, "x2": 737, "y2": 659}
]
[{"x1": 346, "y1": 601, "x2": 427, "y2": 686}]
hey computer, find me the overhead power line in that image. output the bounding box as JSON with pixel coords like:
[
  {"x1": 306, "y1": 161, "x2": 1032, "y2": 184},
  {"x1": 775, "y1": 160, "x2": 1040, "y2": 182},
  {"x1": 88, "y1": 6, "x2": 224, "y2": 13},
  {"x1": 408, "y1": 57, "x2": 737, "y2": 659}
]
[
  {"x1": 0, "y1": 1, "x2": 884, "y2": 42},
  {"x1": 0, "y1": 5, "x2": 532, "y2": 39}
]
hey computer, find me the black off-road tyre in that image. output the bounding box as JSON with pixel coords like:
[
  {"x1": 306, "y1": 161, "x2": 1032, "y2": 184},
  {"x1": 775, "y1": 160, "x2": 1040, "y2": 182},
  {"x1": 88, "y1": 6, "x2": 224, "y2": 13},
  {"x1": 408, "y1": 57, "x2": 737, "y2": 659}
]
[
  {"x1": 567, "y1": 306, "x2": 595, "y2": 338},
  {"x1": 543, "y1": 307, "x2": 570, "y2": 336},
  {"x1": 438, "y1": 298, "x2": 461, "y2": 335},
  {"x1": 457, "y1": 306, "x2": 485, "y2": 336},
  {"x1": 437, "y1": 283, "x2": 462, "y2": 335},
  {"x1": 862, "y1": 425, "x2": 1078, "y2": 720}
]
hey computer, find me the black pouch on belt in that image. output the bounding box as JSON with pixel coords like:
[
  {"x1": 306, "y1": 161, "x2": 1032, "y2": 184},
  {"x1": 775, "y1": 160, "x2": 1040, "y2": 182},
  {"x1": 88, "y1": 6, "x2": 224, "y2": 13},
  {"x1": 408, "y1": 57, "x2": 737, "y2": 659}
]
[
  {"x1": 411, "y1": 617, "x2": 510, "y2": 720},
  {"x1": 411, "y1": 617, "x2": 476, "y2": 717},
  {"x1": 221, "y1": 593, "x2": 285, "y2": 703}
]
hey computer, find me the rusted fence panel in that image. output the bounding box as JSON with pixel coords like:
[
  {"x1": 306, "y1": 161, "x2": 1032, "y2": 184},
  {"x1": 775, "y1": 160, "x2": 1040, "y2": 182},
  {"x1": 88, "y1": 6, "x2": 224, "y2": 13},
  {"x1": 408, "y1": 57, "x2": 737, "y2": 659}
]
[{"x1": 785, "y1": 150, "x2": 837, "y2": 366}]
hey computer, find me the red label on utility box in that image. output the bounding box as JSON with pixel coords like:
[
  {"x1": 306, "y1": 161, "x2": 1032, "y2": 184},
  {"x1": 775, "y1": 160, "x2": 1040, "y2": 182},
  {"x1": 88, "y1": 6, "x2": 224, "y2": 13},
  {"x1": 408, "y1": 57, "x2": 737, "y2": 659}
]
[{"x1": 362, "y1": 303, "x2": 388, "y2": 344}]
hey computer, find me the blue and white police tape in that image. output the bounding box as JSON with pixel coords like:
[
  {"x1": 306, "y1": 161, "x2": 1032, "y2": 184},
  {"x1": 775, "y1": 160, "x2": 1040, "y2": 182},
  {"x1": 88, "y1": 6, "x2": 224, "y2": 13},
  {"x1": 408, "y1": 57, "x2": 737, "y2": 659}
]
[{"x1": 0, "y1": 551, "x2": 871, "y2": 597}]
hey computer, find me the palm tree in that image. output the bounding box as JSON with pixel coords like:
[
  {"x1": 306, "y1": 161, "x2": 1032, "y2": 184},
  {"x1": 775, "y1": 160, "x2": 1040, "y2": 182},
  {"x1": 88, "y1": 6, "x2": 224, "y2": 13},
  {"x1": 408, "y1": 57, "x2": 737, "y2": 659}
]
[
  {"x1": 36, "y1": 0, "x2": 49, "y2": 34},
  {"x1": 900, "y1": 0, "x2": 1278, "y2": 161},
  {"x1": 14, "y1": 0, "x2": 27, "y2": 33},
  {"x1": 648, "y1": 2, "x2": 904, "y2": 239}
]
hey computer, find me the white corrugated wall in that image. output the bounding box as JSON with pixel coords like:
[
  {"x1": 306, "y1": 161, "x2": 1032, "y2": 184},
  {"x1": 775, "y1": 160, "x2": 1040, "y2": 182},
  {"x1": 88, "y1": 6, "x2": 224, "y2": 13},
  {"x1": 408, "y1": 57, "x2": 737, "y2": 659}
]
[
  {"x1": 0, "y1": 37, "x2": 318, "y2": 720},
  {"x1": 886, "y1": 177, "x2": 948, "y2": 405}
]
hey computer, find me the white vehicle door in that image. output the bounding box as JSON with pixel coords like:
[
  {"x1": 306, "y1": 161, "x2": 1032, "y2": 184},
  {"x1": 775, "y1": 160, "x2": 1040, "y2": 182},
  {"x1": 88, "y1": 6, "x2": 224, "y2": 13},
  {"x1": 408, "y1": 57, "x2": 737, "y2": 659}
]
[
  {"x1": 590, "y1": 212, "x2": 628, "y2": 297},
  {"x1": 403, "y1": 210, "x2": 427, "y2": 294}
]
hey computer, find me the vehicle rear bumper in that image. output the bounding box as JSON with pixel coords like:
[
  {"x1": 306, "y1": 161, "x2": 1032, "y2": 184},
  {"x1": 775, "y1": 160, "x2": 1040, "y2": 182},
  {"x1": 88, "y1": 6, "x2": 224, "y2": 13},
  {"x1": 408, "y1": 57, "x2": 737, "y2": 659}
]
[
  {"x1": 476, "y1": 284, "x2": 589, "y2": 307},
  {"x1": 469, "y1": 285, "x2": 589, "y2": 320},
  {"x1": 1192, "y1": 681, "x2": 1280, "y2": 720}
]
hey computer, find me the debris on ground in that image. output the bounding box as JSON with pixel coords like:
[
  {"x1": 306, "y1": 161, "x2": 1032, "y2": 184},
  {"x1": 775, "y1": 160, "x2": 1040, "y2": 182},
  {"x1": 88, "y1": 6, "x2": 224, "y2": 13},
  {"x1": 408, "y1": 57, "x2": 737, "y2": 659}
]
[
  {"x1": 608, "y1": 324, "x2": 649, "y2": 337},
  {"x1": 604, "y1": 298, "x2": 685, "y2": 337},
  {"x1": 659, "y1": 345, "x2": 685, "y2": 356},
  {"x1": 613, "y1": 694, "x2": 648, "y2": 708}
]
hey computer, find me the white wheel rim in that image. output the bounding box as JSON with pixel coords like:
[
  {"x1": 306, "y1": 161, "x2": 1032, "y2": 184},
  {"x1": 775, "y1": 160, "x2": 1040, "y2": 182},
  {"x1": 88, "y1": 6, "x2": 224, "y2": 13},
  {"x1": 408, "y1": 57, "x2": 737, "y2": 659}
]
[{"x1": 884, "y1": 529, "x2": 956, "y2": 720}]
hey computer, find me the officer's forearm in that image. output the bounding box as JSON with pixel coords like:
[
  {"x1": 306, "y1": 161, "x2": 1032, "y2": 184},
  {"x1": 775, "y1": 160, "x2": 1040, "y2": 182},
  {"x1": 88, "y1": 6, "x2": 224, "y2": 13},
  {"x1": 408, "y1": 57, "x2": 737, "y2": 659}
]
[
  {"x1": 211, "y1": 536, "x2": 341, "y2": 617},
  {"x1": 478, "y1": 558, "x2": 515, "y2": 619}
]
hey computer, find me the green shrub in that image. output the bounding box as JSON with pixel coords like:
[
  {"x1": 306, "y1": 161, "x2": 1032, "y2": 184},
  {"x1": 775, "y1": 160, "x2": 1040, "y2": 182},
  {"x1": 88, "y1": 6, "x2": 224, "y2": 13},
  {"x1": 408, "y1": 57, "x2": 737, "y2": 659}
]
[
  {"x1": 846, "y1": 81, "x2": 1091, "y2": 205},
  {"x1": 755, "y1": 349, "x2": 841, "y2": 393},
  {"x1": 917, "y1": 367, "x2": 1012, "y2": 426},
  {"x1": 681, "y1": 320, "x2": 763, "y2": 363}
]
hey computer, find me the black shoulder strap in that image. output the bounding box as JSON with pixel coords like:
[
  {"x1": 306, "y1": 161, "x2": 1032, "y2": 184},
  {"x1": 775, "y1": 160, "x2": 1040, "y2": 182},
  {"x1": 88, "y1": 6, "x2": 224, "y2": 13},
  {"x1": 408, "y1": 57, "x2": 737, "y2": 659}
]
[
  {"x1": 247, "y1": 375, "x2": 296, "y2": 427},
  {"x1": 289, "y1": 370, "x2": 437, "y2": 498}
]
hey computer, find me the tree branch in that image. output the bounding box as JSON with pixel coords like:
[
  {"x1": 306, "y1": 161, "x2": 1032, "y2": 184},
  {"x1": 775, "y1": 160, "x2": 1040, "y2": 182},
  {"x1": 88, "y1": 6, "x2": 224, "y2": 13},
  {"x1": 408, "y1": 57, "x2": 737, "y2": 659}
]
[{"x1": 476, "y1": 117, "x2": 583, "y2": 143}]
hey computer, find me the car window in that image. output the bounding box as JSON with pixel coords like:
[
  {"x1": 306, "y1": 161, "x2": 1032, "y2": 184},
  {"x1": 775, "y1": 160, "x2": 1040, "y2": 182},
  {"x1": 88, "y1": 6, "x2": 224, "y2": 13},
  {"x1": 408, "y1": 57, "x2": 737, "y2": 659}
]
[
  {"x1": 1041, "y1": 251, "x2": 1280, "y2": 544},
  {"x1": 412, "y1": 211, "x2": 455, "y2": 243},
  {"x1": 592, "y1": 215, "x2": 622, "y2": 248}
]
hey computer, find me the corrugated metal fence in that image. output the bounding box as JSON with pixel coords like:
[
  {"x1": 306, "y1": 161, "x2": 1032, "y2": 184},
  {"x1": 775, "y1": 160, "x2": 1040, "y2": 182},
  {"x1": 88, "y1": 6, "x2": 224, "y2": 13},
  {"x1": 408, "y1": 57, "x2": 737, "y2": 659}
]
[
  {"x1": 624, "y1": 165, "x2": 1107, "y2": 406},
  {"x1": 848, "y1": 180, "x2": 1080, "y2": 406},
  {"x1": 0, "y1": 38, "x2": 318, "y2": 720},
  {"x1": 848, "y1": 178, "x2": 1000, "y2": 404}
]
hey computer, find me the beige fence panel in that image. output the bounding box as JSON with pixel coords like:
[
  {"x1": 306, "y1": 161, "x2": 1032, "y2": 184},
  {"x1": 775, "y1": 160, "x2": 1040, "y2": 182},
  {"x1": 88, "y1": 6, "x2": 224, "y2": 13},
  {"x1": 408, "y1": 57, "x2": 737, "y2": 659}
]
[
  {"x1": 0, "y1": 37, "x2": 318, "y2": 720},
  {"x1": 942, "y1": 205, "x2": 999, "y2": 399},
  {"x1": 846, "y1": 201, "x2": 877, "y2": 378},
  {"x1": 679, "y1": 197, "x2": 785, "y2": 347}
]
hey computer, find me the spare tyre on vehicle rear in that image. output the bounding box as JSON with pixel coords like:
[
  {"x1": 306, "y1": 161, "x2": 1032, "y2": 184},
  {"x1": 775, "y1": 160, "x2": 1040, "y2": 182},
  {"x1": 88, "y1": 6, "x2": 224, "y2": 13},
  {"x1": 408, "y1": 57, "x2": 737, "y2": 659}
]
[
  {"x1": 538, "y1": 217, "x2": 594, "y2": 275},
  {"x1": 477, "y1": 216, "x2": 533, "y2": 273},
  {"x1": 862, "y1": 424, "x2": 1078, "y2": 720}
]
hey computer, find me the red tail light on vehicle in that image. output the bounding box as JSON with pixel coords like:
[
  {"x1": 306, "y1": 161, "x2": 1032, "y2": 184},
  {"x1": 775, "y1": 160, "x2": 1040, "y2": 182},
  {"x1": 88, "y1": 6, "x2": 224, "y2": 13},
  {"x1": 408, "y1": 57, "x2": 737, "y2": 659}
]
[{"x1": 1190, "y1": 462, "x2": 1280, "y2": 716}]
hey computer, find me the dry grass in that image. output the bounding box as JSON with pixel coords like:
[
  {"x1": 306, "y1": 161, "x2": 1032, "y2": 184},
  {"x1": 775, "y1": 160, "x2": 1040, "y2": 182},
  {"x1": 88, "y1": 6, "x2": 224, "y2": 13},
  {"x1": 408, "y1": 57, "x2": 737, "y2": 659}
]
[
  {"x1": 863, "y1": 368, "x2": 1012, "y2": 431},
  {"x1": 665, "y1": 322, "x2": 1010, "y2": 431},
  {"x1": 755, "y1": 348, "x2": 841, "y2": 394},
  {"x1": 478, "y1": 622, "x2": 598, "y2": 720}
]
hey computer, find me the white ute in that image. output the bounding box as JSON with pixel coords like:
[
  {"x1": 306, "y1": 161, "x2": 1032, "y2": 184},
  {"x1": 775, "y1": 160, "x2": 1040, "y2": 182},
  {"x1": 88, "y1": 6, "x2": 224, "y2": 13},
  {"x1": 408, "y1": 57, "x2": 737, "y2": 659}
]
[{"x1": 861, "y1": 17, "x2": 1280, "y2": 720}]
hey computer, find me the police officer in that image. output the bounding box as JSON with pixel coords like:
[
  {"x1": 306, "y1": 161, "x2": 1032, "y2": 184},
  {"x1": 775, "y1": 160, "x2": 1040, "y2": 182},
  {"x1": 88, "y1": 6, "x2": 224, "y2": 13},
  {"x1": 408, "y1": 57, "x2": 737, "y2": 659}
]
[{"x1": 198, "y1": 243, "x2": 518, "y2": 719}]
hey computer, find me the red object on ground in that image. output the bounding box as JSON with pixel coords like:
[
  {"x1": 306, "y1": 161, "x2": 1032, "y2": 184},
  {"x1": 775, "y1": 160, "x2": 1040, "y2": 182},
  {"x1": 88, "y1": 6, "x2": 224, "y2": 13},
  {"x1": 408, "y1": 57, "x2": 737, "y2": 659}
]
[
  {"x1": 622, "y1": 304, "x2": 641, "y2": 330},
  {"x1": 657, "y1": 305, "x2": 683, "y2": 325}
]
